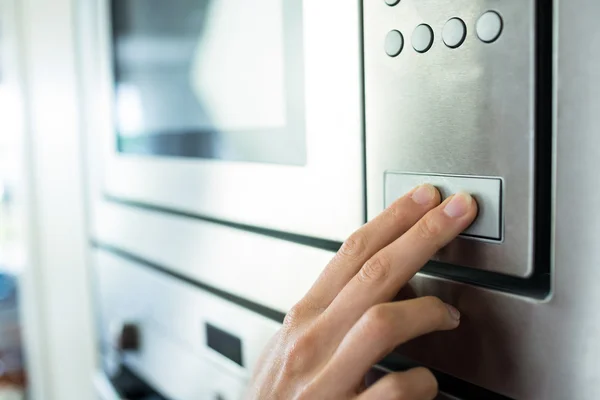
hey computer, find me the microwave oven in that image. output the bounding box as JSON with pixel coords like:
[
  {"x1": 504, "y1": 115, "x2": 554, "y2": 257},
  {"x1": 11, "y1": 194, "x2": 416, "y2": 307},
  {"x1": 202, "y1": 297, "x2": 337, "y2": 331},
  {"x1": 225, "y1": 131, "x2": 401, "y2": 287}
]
[
  {"x1": 96, "y1": 0, "x2": 364, "y2": 242},
  {"x1": 93, "y1": 0, "x2": 552, "y2": 283}
]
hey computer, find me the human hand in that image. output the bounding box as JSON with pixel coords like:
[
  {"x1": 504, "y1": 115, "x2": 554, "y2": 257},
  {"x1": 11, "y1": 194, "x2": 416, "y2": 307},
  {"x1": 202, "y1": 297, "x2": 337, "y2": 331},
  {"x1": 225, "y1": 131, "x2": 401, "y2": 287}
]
[{"x1": 246, "y1": 185, "x2": 477, "y2": 400}]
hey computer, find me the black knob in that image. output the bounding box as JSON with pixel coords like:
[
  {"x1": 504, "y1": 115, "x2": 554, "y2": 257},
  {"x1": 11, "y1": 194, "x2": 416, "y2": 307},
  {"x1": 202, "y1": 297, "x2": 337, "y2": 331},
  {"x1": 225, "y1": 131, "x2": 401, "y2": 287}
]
[{"x1": 117, "y1": 323, "x2": 140, "y2": 351}]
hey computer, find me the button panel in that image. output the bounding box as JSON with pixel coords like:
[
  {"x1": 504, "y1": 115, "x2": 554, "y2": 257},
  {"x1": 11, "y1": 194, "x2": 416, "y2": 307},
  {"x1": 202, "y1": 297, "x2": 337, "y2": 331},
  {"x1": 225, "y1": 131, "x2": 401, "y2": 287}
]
[
  {"x1": 385, "y1": 173, "x2": 503, "y2": 241},
  {"x1": 380, "y1": 9, "x2": 504, "y2": 56},
  {"x1": 365, "y1": 0, "x2": 536, "y2": 277}
]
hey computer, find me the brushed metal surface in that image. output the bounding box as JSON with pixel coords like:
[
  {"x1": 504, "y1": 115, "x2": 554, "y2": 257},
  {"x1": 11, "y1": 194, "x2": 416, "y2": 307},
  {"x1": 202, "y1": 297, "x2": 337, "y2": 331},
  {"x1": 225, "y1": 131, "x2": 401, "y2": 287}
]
[
  {"x1": 84, "y1": 0, "x2": 600, "y2": 398},
  {"x1": 91, "y1": 200, "x2": 330, "y2": 312},
  {"x1": 364, "y1": 0, "x2": 536, "y2": 277},
  {"x1": 385, "y1": 172, "x2": 503, "y2": 241},
  {"x1": 91, "y1": 150, "x2": 599, "y2": 400},
  {"x1": 126, "y1": 327, "x2": 246, "y2": 400},
  {"x1": 385, "y1": 0, "x2": 600, "y2": 397},
  {"x1": 94, "y1": 250, "x2": 281, "y2": 399},
  {"x1": 90, "y1": 0, "x2": 365, "y2": 243}
]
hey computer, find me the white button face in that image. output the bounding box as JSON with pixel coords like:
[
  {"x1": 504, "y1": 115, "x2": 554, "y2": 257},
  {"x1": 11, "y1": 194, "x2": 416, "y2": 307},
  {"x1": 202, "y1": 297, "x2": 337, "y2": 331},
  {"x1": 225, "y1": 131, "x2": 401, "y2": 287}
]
[
  {"x1": 411, "y1": 24, "x2": 434, "y2": 53},
  {"x1": 443, "y1": 18, "x2": 466, "y2": 48},
  {"x1": 476, "y1": 11, "x2": 503, "y2": 43},
  {"x1": 384, "y1": 0, "x2": 400, "y2": 5},
  {"x1": 384, "y1": 30, "x2": 404, "y2": 57},
  {"x1": 385, "y1": 173, "x2": 503, "y2": 241}
]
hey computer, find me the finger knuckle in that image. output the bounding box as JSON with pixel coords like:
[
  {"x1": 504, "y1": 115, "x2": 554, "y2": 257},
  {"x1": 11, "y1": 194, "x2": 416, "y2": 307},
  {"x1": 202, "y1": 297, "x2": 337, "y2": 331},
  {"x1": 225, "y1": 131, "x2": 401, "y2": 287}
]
[
  {"x1": 281, "y1": 332, "x2": 317, "y2": 377},
  {"x1": 416, "y1": 214, "x2": 442, "y2": 241},
  {"x1": 339, "y1": 232, "x2": 369, "y2": 260},
  {"x1": 384, "y1": 201, "x2": 409, "y2": 223},
  {"x1": 283, "y1": 303, "x2": 306, "y2": 328},
  {"x1": 357, "y1": 255, "x2": 391, "y2": 284},
  {"x1": 362, "y1": 304, "x2": 393, "y2": 338}
]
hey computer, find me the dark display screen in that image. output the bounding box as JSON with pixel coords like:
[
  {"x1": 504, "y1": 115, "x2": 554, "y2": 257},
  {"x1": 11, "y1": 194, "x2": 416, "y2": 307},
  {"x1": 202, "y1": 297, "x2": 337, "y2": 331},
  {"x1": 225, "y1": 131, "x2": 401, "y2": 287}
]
[
  {"x1": 111, "y1": 0, "x2": 306, "y2": 165},
  {"x1": 205, "y1": 323, "x2": 243, "y2": 367}
]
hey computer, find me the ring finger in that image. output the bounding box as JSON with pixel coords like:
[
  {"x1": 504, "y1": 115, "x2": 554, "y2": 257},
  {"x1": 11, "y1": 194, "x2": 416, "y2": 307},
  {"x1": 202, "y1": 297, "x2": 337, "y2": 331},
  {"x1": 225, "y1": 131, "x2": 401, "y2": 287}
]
[{"x1": 315, "y1": 296, "x2": 459, "y2": 388}]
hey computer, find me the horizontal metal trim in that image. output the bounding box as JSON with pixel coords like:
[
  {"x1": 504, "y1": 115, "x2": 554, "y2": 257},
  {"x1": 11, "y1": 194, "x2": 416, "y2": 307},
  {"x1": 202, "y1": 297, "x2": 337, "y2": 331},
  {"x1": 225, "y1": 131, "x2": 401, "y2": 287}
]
[
  {"x1": 93, "y1": 242, "x2": 287, "y2": 323},
  {"x1": 380, "y1": 353, "x2": 514, "y2": 400},
  {"x1": 103, "y1": 195, "x2": 549, "y2": 298},
  {"x1": 104, "y1": 194, "x2": 342, "y2": 252}
]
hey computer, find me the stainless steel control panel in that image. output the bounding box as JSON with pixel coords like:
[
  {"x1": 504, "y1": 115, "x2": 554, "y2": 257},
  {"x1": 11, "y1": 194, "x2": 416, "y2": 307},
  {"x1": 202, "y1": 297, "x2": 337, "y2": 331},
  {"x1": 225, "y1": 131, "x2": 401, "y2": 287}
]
[{"x1": 364, "y1": 0, "x2": 538, "y2": 277}]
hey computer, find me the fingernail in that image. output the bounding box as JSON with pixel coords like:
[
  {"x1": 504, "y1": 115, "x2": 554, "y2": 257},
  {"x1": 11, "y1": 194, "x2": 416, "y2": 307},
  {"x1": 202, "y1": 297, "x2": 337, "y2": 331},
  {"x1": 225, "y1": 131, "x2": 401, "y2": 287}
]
[
  {"x1": 443, "y1": 192, "x2": 472, "y2": 218},
  {"x1": 445, "y1": 304, "x2": 461, "y2": 321},
  {"x1": 411, "y1": 184, "x2": 436, "y2": 205}
]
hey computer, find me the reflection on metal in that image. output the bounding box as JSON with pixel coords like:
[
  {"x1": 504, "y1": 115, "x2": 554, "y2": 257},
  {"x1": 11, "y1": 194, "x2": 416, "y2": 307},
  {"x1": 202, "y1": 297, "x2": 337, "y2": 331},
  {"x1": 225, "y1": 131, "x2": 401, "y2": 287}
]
[
  {"x1": 82, "y1": 0, "x2": 600, "y2": 399},
  {"x1": 363, "y1": 0, "x2": 541, "y2": 278},
  {"x1": 112, "y1": 0, "x2": 306, "y2": 165},
  {"x1": 92, "y1": 0, "x2": 365, "y2": 242},
  {"x1": 94, "y1": 250, "x2": 280, "y2": 400}
]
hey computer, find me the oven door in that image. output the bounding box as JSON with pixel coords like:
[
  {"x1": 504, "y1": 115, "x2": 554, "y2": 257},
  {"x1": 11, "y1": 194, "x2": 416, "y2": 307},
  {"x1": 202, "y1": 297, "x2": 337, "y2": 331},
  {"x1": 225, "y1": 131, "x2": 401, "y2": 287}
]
[
  {"x1": 93, "y1": 248, "x2": 281, "y2": 400},
  {"x1": 93, "y1": 0, "x2": 364, "y2": 241}
]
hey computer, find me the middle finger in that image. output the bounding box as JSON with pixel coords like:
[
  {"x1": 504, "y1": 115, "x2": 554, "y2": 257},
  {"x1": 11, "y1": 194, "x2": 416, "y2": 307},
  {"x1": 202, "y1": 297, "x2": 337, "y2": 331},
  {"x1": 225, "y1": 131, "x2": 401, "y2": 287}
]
[
  {"x1": 319, "y1": 193, "x2": 477, "y2": 339},
  {"x1": 298, "y1": 184, "x2": 440, "y2": 313}
]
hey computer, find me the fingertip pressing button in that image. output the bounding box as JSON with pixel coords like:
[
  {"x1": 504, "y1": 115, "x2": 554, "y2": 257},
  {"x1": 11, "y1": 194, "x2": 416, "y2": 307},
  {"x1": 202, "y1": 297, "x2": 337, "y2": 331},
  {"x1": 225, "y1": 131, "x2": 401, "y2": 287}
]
[
  {"x1": 384, "y1": 30, "x2": 404, "y2": 57},
  {"x1": 443, "y1": 18, "x2": 467, "y2": 48},
  {"x1": 385, "y1": 173, "x2": 503, "y2": 241},
  {"x1": 476, "y1": 11, "x2": 503, "y2": 43},
  {"x1": 412, "y1": 24, "x2": 434, "y2": 53}
]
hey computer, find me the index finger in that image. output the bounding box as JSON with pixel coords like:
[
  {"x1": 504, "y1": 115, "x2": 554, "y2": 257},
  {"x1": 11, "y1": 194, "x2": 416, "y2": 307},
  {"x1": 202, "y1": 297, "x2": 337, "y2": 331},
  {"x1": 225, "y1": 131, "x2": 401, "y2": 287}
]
[
  {"x1": 297, "y1": 184, "x2": 441, "y2": 314},
  {"x1": 319, "y1": 193, "x2": 477, "y2": 338}
]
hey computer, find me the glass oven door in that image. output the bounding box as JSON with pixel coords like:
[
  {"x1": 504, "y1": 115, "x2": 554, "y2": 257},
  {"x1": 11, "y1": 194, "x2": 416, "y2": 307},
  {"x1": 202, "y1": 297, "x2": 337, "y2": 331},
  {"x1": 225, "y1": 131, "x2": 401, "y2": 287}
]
[
  {"x1": 112, "y1": 0, "x2": 306, "y2": 166},
  {"x1": 94, "y1": 0, "x2": 364, "y2": 241}
]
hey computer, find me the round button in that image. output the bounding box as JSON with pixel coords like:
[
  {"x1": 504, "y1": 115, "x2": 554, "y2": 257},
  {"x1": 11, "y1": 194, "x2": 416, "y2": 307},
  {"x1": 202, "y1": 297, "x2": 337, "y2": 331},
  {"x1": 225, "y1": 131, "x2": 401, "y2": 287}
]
[
  {"x1": 384, "y1": 0, "x2": 400, "y2": 5},
  {"x1": 412, "y1": 24, "x2": 434, "y2": 53},
  {"x1": 384, "y1": 30, "x2": 404, "y2": 57},
  {"x1": 443, "y1": 18, "x2": 466, "y2": 48},
  {"x1": 476, "y1": 11, "x2": 503, "y2": 43}
]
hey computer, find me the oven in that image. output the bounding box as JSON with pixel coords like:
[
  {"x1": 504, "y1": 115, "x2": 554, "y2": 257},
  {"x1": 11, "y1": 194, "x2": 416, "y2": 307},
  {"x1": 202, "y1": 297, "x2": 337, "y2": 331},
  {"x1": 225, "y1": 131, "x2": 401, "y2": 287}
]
[
  {"x1": 79, "y1": 0, "x2": 600, "y2": 398},
  {"x1": 91, "y1": 248, "x2": 470, "y2": 400},
  {"x1": 92, "y1": 249, "x2": 281, "y2": 400}
]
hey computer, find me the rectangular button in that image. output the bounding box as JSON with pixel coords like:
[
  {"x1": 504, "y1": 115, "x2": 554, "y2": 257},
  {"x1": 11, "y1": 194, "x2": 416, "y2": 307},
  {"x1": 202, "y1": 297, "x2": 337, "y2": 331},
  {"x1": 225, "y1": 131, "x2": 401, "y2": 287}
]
[{"x1": 384, "y1": 172, "x2": 503, "y2": 241}]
